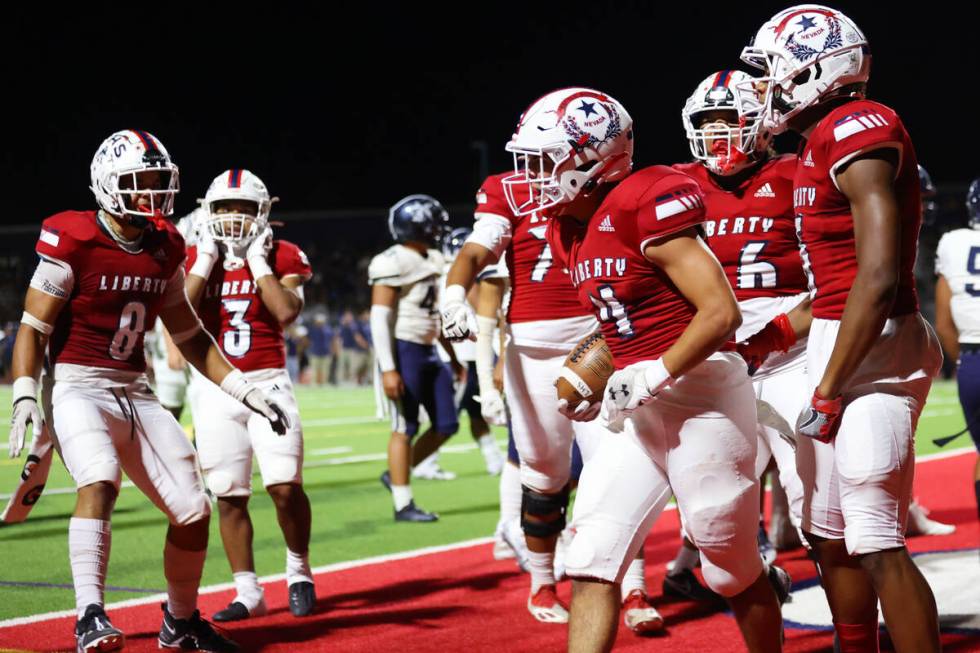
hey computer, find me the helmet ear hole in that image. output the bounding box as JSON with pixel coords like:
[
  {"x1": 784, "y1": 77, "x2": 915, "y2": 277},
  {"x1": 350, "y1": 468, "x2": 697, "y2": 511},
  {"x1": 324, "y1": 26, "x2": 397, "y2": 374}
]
[{"x1": 791, "y1": 69, "x2": 811, "y2": 85}]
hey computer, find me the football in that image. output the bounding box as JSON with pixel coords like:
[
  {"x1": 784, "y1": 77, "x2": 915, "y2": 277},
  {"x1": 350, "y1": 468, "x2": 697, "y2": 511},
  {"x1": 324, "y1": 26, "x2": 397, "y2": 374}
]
[{"x1": 555, "y1": 331, "x2": 615, "y2": 406}]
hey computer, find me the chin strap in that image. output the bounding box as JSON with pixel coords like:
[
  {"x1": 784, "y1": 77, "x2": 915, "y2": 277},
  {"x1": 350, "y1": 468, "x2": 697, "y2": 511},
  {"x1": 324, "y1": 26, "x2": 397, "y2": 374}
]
[{"x1": 222, "y1": 243, "x2": 246, "y2": 271}]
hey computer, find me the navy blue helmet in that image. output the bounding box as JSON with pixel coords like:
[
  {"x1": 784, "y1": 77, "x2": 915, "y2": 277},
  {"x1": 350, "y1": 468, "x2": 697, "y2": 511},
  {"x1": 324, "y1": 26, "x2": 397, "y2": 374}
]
[
  {"x1": 968, "y1": 178, "x2": 980, "y2": 229},
  {"x1": 441, "y1": 226, "x2": 472, "y2": 259},
  {"x1": 388, "y1": 194, "x2": 449, "y2": 246},
  {"x1": 918, "y1": 164, "x2": 938, "y2": 226}
]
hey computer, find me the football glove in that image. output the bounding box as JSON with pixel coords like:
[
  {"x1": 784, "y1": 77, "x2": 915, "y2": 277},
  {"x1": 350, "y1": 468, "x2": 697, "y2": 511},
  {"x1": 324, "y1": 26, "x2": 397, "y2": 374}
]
[
  {"x1": 476, "y1": 389, "x2": 508, "y2": 426},
  {"x1": 9, "y1": 378, "x2": 42, "y2": 459},
  {"x1": 441, "y1": 284, "x2": 478, "y2": 342},
  {"x1": 736, "y1": 313, "x2": 796, "y2": 375},
  {"x1": 557, "y1": 398, "x2": 600, "y2": 422},
  {"x1": 601, "y1": 359, "x2": 673, "y2": 432},
  {"x1": 796, "y1": 391, "x2": 843, "y2": 444}
]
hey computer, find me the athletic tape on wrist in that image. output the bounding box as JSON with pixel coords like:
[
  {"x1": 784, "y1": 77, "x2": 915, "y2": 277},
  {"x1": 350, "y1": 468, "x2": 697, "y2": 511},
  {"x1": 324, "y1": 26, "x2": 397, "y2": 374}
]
[
  {"x1": 20, "y1": 311, "x2": 53, "y2": 336},
  {"x1": 219, "y1": 369, "x2": 253, "y2": 402},
  {"x1": 248, "y1": 256, "x2": 274, "y2": 280},
  {"x1": 12, "y1": 376, "x2": 38, "y2": 403},
  {"x1": 442, "y1": 284, "x2": 466, "y2": 307}
]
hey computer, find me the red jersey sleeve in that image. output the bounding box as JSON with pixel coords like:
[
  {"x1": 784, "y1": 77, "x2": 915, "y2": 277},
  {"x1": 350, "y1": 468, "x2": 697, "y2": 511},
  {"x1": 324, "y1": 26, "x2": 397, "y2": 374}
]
[
  {"x1": 35, "y1": 215, "x2": 82, "y2": 272},
  {"x1": 273, "y1": 240, "x2": 313, "y2": 281},
  {"x1": 634, "y1": 173, "x2": 706, "y2": 249},
  {"x1": 822, "y1": 101, "x2": 906, "y2": 181},
  {"x1": 475, "y1": 174, "x2": 512, "y2": 220},
  {"x1": 184, "y1": 244, "x2": 198, "y2": 272}
]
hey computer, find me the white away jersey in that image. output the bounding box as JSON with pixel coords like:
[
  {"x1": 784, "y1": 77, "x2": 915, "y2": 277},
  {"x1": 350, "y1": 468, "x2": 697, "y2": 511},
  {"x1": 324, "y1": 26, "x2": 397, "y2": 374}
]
[
  {"x1": 369, "y1": 244, "x2": 445, "y2": 345},
  {"x1": 936, "y1": 228, "x2": 980, "y2": 343}
]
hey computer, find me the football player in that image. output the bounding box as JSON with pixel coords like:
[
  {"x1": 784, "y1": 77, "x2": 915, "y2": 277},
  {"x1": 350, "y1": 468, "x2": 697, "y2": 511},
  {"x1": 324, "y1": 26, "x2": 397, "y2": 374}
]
[
  {"x1": 184, "y1": 169, "x2": 316, "y2": 621},
  {"x1": 8, "y1": 131, "x2": 289, "y2": 653},
  {"x1": 371, "y1": 195, "x2": 461, "y2": 522},
  {"x1": 441, "y1": 144, "x2": 661, "y2": 627},
  {"x1": 665, "y1": 69, "x2": 808, "y2": 599},
  {"x1": 934, "y1": 178, "x2": 980, "y2": 541},
  {"x1": 441, "y1": 226, "x2": 506, "y2": 476},
  {"x1": 508, "y1": 87, "x2": 785, "y2": 652},
  {"x1": 742, "y1": 6, "x2": 943, "y2": 651}
]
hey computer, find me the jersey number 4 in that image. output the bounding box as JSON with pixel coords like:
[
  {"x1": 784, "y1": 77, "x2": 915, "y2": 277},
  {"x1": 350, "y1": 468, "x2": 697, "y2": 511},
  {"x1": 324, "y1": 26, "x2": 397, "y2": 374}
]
[
  {"x1": 589, "y1": 285, "x2": 634, "y2": 338},
  {"x1": 222, "y1": 299, "x2": 252, "y2": 357},
  {"x1": 737, "y1": 242, "x2": 778, "y2": 289}
]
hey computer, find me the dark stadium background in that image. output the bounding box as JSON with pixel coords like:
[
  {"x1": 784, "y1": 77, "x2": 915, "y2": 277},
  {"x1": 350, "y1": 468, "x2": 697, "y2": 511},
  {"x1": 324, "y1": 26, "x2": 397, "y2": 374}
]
[{"x1": 1, "y1": 1, "x2": 977, "y2": 328}]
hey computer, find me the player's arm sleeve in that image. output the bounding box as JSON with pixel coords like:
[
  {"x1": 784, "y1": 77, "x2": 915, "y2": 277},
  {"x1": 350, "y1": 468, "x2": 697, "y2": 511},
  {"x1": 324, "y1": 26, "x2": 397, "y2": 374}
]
[
  {"x1": 826, "y1": 107, "x2": 905, "y2": 190},
  {"x1": 468, "y1": 214, "x2": 512, "y2": 260},
  {"x1": 934, "y1": 234, "x2": 951, "y2": 277},
  {"x1": 370, "y1": 305, "x2": 397, "y2": 373},
  {"x1": 162, "y1": 266, "x2": 190, "y2": 308},
  {"x1": 367, "y1": 250, "x2": 406, "y2": 287},
  {"x1": 635, "y1": 174, "x2": 707, "y2": 253},
  {"x1": 29, "y1": 256, "x2": 74, "y2": 299},
  {"x1": 275, "y1": 242, "x2": 314, "y2": 283}
]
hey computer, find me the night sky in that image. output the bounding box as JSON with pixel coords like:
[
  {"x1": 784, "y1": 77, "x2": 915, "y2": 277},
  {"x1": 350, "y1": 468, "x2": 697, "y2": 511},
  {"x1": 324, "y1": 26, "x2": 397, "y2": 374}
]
[{"x1": 6, "y1": 2, "x2": 978, "y2": 222}]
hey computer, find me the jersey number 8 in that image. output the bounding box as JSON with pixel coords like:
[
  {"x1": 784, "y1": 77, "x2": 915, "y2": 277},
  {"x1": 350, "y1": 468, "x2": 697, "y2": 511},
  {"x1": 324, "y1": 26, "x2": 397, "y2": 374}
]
[{"x1": 109, "y1": 302, "x2": 147, "y2": 361}]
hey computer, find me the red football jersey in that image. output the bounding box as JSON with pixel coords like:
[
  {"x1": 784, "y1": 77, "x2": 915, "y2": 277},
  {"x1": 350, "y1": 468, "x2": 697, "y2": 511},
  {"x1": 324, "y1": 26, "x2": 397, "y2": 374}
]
[
  {"x1": 476, "y1": 173, "x2": 584, "y2": 323},
  {"x1": 35, "y1": 211, "x2": 185, "y2": 373},
  {"x1": 547, "y1": 166, "x2": 708, "y2": 368},
  {"x1": 796, "y1": 99, "x2": 920, "y2": 320},
  {"x1": 674, "y1": 156, "x2": 807, "y2": 301},
  {"x1": 186, "y1": 240, "x2": 312, "y2": 371}
]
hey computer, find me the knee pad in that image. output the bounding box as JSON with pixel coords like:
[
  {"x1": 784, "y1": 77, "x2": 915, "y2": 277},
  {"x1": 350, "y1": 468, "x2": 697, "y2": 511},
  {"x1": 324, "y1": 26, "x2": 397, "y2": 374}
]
[
  {"x1": 520, "y1": 484, "x2": 569, "y2": 539},
  {"x1": 169, "y1": 491, "x2": 212, "y2": 526},
  {"x1": 563, "y1": 521, "x2": 633, "y2": 583},
  {"x1": 681, "y1": 467, "x2": 760, "y2": 597},
  {"x1": 204, "y1": 469, "x2": 251, "y2": 498}
]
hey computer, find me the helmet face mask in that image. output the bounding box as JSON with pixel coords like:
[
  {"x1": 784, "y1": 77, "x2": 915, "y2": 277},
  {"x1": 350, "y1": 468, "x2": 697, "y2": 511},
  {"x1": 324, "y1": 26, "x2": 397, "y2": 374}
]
[
  {"x1": 502, "y1": 88, "x2": 633, "y2": 216},
  {"x1": 741, "y1": 5, "x2": 870, "y2": 134},
  {"x1": 683, "y1": 71, "x2": 772, "y2": 175},
  {"x1": 90, "y1": 130, "x2": 180, "y2": 224},
  {"x1": 202, "y1": 169, "x2": 275, "y2": 249}
]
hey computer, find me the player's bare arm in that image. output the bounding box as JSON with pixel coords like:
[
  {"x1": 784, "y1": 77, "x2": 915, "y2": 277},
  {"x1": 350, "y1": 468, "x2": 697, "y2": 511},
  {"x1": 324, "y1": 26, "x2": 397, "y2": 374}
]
[
  {"x1": 8, "y1": 288, "x2": 67, "y2": 457},
  {"x1": 644, "y1": 229, "x2": 742, "y2": 377},
  {"x1": 160, "y1": 322, "x2": 187, "y2": 371},
  {"x1": 816, "y1": 150, "x2": 901, "y2": 398},
  {"x1": 371, "y1": 283, "x2": 403, "y2": 400},
  {"x1": 445, "y1": 242, "x2": 498, "y2": 291},
  {"x1": 255, "y1": 274, "x2": 304, "y2": 326},
  {"x1": 159, "y1": 291, "x2": 289, "y2": 435},
  {"x1": 934, "y1": 274, "x2": 959, "y2": 362}
]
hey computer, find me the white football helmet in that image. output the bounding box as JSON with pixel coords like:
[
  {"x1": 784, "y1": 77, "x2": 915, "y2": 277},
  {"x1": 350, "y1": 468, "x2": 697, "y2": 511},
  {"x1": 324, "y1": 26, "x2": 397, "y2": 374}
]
[
  {"x1": 741, "y1": 5, "x2": 870, "y2": 133},
  {"x1": 682, "y1": 70, "x2": 773, "y2": 175},
  {"x1": 90, "y1": 130, "x2": 180, "y2": 223},
  {"x1": 503, "y1": 88, "x2": 633, "y2": 215},
  {"x1": 201, "y1": 169, "x2": 277, "y2": 247}
]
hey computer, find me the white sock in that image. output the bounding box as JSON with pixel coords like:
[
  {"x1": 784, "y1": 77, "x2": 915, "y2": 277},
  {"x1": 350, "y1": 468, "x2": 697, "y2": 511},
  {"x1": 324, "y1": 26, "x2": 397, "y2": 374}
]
[
  {"x1": 286, "y1": 549, "x2": 313, "y2": 585},
  {"x1": 498, "y1": 463, "x2": 522, "y2": 523},
  {"x1": 478, "y1": 434, "x2": 498, "y2": 456},
  {"x1": 391, "y1": 484, "x2": 413, "y2": 511},
  {"x1": 527, "y1": 550, "x2": 556, "y2": 593},
  {"x1": 669, "y1": 544, "x2": 700, "y2": 576},
  {"x1": 69, "y1": 518, "x2": 111, "y2": 618},
  {"x1": 232, "y1": 571, "x2": 264, "y2": 610},
  {"x1": 164, "y1": 541, "x2": 206, "y2": 620},
  {"x1": 621, "y1": 557, "x2": 646, "y2": 599}
]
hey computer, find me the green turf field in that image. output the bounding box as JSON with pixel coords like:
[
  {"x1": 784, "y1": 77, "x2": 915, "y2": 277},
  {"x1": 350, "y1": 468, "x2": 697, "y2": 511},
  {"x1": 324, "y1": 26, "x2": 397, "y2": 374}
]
[{"x1": 0, "y1": 380, "x2": 970, "y2": 621}]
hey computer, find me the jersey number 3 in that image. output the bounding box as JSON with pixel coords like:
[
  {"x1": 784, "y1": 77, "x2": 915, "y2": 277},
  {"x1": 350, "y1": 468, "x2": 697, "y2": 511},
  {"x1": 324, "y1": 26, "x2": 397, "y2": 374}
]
[{"x1": 222, "y1": 299, "x2": 252, "y2": 357}]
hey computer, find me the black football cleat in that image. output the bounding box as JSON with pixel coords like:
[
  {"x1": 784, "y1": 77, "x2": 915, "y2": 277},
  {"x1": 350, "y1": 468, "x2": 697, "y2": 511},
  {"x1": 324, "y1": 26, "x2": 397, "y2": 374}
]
[
  {"x1": 288, "y1": 581, "x2": 317, "y2": 617},
  {"x1": 75, "y1": 604, "x2": 124, "y2": 653},
  {"x1": 380, "y1": 470, "x2": 392, "y2": 492},
  {"x1": 159, "y1": 603, "x2": 239, "y2": 652},
  {"x1": 212, "y1": 598, "x2": 267, "y2": 622},
  {"x1": 661, "y1": 568, "x2": 727, "y2": 607},
  {"x1": 395, "y1": 500, "x2": 438, "y2": 522}
]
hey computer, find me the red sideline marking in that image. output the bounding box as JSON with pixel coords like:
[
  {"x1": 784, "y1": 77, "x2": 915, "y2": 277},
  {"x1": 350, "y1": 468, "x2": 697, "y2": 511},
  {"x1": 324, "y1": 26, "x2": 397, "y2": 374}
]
[{"x1": 1, "y1": 451, "x2": 977, "y2": 652}]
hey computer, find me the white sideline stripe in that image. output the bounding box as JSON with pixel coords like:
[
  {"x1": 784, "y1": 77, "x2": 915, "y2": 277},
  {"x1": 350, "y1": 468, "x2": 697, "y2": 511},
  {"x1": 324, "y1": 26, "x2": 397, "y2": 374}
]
[
  {"x1": 0, "y1": 439, "x2": 508, "y2": 501},
  {"x1": 0, "y1": 447, "x2": 972, "y2": 629},
  {"x1": 302, "y1": 416, "x2": 379, "y2": 427},
  {"x1": 0, "y1": 536, "x2": 496, "y2": 628}
]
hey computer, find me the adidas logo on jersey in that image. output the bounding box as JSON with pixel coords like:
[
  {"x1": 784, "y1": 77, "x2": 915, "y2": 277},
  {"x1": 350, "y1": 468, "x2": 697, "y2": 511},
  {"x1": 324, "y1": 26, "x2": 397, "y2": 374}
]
[
  {"x1": 803, "y1": 151, "x2": 814, "y2": 168},
  {"x1": 598, "y1": 215, "x2": 615, "y2": 232},
  {"x1": 754, "y1": 183, "x2": 776, "y2": 198}
]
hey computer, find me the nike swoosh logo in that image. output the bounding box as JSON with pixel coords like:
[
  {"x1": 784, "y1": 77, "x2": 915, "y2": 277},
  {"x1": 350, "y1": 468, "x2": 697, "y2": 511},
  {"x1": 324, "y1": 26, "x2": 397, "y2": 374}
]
[
  {"x1": 798, "y1": 412, "x2": 819, "y2": 430},
  {"x1": 164, "y1": 621, "x2": 177, "y2": 635}
]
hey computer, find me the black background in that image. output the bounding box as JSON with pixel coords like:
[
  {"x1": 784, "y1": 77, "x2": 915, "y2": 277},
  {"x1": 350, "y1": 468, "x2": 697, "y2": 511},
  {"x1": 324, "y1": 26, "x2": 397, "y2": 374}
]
[{"x1": 6, "y1": 2, "x2": 978, "y2": 221}]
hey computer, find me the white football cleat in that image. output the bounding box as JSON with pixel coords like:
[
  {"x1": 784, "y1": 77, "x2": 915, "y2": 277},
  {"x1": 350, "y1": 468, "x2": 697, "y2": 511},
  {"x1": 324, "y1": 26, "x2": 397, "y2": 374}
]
[
  {"x1": 622, "y1": 590, "x2": 665, "y2": 634},
  {"x1": 906, "y1": 500, "x2": 955, "y2": 536},
  {"x1": 481, "y1": 442, "x2": 505, "y2": 476},
  {"x1": 411, "y1": 454, "x2": 457, "y2": 481},
  {"x1": 527, "y1": 584, "x2": 569, "y2": 624},
  {"x1": 498, "y1": 518, "x2": 530, "y2": 572}
]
